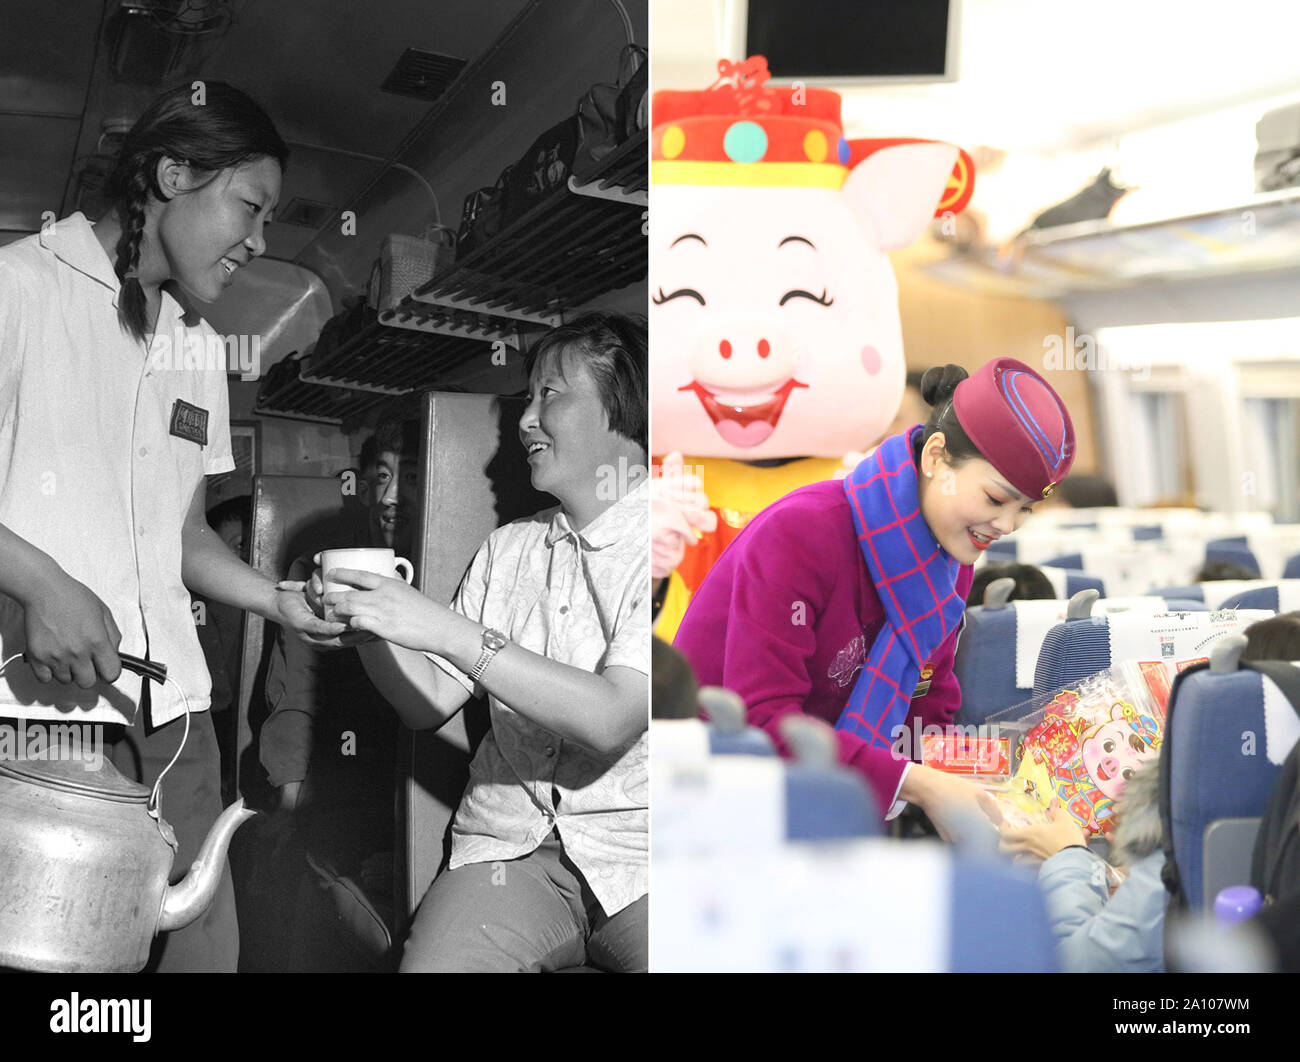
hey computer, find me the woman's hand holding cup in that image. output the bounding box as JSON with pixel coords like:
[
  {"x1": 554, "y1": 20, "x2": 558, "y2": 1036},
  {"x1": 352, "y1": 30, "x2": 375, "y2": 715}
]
[{"x1": 322, "y1": 567, "x2": 450, "y2": 653}]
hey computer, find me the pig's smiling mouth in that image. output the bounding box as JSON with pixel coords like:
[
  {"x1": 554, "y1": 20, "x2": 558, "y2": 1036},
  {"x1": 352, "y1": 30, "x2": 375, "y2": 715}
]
[{"x1": 679, "y1": 378, "x2": 810, "y2": 448}]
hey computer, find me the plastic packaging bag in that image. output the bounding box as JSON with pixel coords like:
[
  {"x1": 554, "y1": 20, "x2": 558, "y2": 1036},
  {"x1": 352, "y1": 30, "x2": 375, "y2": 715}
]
[{"x1": 980, "y1": 659, "x2": 1174, "y2": 836}]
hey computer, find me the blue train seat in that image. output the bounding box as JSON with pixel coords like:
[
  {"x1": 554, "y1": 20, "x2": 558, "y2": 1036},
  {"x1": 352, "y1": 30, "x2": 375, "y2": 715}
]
[
  {"x1": 1218, "y1": 580, "x2": 1300, "y2": 614},
  {"x1": 1033, "y1": 607, "x2": 1273, "y2": 696},
  {"x1": 1038, "y1": 565, "x2": 1106, "y2": 598},
  {"x1": 1161, "y1": 641, "x2": 1300, "y2": 909},
  {"x1": 651, "y1": 718, "x2": 775, "y2": 763},
  {"x1": 1205, "y1": 537, "x2": 1262, "y2": 575},
  {"x1": 956, "y1": 593, "x2": 1205, "y2": 726},
  {"x1": 652, "y1": 716, "x2": 880, "y2": 855}
]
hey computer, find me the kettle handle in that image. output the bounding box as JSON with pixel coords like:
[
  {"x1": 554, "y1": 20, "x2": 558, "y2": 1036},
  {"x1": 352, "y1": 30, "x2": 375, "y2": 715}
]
[
  {"x1": 18, "y1": 651, "x2": 168, "y2": 686},
  {"x1": 5, "y1": 651, "x2": 186, "y2": 826},
  {"x1": 118, "y1": 652, "x2": 169, "y2": 685}
]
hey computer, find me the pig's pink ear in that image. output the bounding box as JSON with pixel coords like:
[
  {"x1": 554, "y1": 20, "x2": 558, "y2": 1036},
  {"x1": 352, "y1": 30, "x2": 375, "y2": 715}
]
[{"x1": 842, "y1": 142, "x2": 959, "y2": 250}]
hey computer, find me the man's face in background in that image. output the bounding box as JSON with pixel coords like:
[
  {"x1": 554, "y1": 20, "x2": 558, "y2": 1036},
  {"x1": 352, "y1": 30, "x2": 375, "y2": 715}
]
[
  {"x1": 361, "y1": 449, "x2": 419, "y2": 555},
  {"x1": 216, "y1": 515, "x2": 247, "y2": 561}
]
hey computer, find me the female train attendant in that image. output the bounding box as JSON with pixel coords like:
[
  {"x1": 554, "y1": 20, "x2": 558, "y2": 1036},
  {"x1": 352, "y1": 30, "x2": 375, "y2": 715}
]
[
  {"x1": 674, "y1": 359, "x2": 1077, "y2": 836},
  {"x1": 0, "y1": 82, "x2": 346, "y2": 971}
]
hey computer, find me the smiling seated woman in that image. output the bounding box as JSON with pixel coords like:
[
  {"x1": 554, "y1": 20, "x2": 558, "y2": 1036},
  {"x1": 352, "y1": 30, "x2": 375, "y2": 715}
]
[{"x1": 310, "y1": 313, "x2": 651, "y2": 973}]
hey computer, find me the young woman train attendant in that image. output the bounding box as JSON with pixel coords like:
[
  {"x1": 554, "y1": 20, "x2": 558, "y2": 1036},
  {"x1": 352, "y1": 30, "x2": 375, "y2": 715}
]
[
  {"x1": 673, "y1": 359, "x2": 1077, "y2": 837},
  {"x1": 0, "y1": 83, "x2": 347, "y2": 971}
]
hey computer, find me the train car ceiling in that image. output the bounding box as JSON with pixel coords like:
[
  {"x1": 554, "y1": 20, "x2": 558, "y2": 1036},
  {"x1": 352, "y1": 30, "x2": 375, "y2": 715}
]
[{"x1": 1, "y1": 0, "x2": 645, "y2": 338}]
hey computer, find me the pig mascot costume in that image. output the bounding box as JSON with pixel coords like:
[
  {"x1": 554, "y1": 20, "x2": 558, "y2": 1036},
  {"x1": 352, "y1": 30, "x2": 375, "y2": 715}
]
[{"x1": 651, "y1": 58, "x2": 974, "y2": 639}]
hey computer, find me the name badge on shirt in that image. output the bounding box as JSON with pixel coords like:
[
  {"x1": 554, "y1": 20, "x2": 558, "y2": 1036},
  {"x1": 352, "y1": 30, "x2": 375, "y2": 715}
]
[
  {"x1": 912, "y1": 663, "x2": 935, "y2": 699},
  {"x1": 169, "y1": 400, "x2": 209, "y2": 446}
]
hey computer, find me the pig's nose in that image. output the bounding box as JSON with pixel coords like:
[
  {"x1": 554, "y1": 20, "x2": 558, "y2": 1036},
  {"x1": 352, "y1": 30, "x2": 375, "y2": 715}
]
[
  {"x1": 718, "y1": 339, "x2": 772, "y2": 360},
  {"x1": 1101, "y1": 756, "x2": 1118, "y2": 776},
  {"x1": 690, "y1": 323, "x2": 796, "y2": 389}
]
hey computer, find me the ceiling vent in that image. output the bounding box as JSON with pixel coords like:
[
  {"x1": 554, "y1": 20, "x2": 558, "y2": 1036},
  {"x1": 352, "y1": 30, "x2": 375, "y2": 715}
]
[
  {"x1": 278, "y1": 197, "x2": 339, "y2": 230},
  {"x1": 380, "y1": 48, "x2": 466, "y2": 102}
]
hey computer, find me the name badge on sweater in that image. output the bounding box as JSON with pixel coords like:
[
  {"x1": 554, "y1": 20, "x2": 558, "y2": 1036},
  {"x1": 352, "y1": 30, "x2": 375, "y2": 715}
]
[
  {"x1": 912, "y1": 663, "x2": 935, "y2": 698},
  {"x1": 169, "y1": 400, "x2": 209, "y2": 446}
]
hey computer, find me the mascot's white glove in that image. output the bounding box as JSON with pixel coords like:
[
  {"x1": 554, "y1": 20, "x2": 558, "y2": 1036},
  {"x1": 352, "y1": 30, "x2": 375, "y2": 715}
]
[
  {"x1": 652, "y1": 451, "x2": 717, "y2": 580},
  {"x1": 834, "y1": 448, "x2": 876, "y2": 480}
]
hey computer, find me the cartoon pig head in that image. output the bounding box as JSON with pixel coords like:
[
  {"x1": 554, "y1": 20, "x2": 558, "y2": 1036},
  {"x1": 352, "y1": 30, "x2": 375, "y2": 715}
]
[
  {"x1": 1080, "y1": 702, "x2": 1161, "y2": 801},
  {"x1": 651, "y1": 59, "x2": 973, "y2": 459}
]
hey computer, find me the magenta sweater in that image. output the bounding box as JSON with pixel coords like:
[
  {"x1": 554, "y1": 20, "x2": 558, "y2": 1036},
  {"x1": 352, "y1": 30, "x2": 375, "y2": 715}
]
[{"x1": 673, "y1": 478, "x2": 973, "y2": 817}]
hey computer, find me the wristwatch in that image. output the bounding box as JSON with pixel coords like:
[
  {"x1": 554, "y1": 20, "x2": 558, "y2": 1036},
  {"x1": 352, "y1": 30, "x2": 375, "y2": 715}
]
[{"x1": 469, "y1": 627, "x2": 508, "y2": 683}]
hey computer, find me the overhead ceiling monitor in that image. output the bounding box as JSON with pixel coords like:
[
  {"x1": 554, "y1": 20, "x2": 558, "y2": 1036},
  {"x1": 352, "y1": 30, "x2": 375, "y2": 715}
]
[{"x1": 721, "y1": 0, "x2": 961, "y2": 85}]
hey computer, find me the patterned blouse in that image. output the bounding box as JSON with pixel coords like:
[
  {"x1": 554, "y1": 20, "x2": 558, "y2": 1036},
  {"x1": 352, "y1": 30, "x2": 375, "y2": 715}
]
[{"x1": 427, "y1": 480, "x2": 649, "y2": 915}]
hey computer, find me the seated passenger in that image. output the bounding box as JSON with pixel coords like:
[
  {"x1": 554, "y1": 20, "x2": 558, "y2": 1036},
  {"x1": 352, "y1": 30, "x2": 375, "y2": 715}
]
[
  {"x1": 315, "y1": 312, "x2": 650, "y2": 973},
  {"x1": 999, "y1": 760, "x2": 1167, "y2": 973},
  {"x1": 967, "y1": 562, "x2": 1055, "y2": 607},
  {"x1": 1194, "y1": 559, "x2": 1261, "y2": 582},
  {"x1": 1241, "y1": 611, "x2": 1300, "y2": 659},
  {"x1": 259, "y1": 425, "x2": 415, "y2": 877},
  {"x1": 653, "y1": 636, "x2": 700, "y2": 721},
  {"x1": 1057, "y1": 474, "x2": 1118, "y2": 509},
  {"x1": 1001, "y1": 612, "x2": 1300, "y2": 972}
]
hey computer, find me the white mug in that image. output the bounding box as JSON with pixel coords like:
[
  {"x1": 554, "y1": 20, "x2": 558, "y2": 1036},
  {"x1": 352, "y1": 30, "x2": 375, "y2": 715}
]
[{"x1": 319, "y1": 547, "x2": 414, "y2": 603}]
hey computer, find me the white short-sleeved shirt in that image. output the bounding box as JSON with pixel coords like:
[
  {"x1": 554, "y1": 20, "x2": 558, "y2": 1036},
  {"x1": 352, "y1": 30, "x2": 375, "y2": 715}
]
[
  {"x1": 427, "y1": 479, "x2": 650, "y2": 916},
  {"x1": 0, "y1": 214, "x2": 234, "y2": 724}
]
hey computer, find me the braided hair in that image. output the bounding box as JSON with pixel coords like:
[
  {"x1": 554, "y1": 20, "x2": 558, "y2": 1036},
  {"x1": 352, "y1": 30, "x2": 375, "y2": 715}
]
[{"x1": 106, "y1": 81, "x2": 288, "y2": 342}]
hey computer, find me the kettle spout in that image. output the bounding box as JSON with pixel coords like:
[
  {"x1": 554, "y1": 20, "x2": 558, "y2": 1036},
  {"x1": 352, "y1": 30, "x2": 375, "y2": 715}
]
[{"x1": 158, "y1": 799, "x2": 256, "y2": 933}]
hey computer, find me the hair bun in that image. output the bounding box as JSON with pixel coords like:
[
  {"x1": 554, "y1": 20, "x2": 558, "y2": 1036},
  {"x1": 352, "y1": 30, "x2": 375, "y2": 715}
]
[{"x1": 920, "y1": 364, "x2": 968, "y2": 407}]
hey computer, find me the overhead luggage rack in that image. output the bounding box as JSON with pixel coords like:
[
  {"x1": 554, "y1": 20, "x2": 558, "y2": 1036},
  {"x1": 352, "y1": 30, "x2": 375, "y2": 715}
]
[
  {"x1": 569, "y1": 129, "x2": 649, "y2": 206},
  {"x1": 299, "y1": 313, "x2": 492, "y2": 396},
  {"x1": 261, "y1": 130, "x2": 647, "y2": 412},
  {"x1": 254, "y1": 350, "x2": 394, "y2": 425},
  {"x1": 405, "y1": 128, "x2": 648, "y2": 324},
  {"x1": 924, "y1": 187, "x2": 1300, "y2": 296}
]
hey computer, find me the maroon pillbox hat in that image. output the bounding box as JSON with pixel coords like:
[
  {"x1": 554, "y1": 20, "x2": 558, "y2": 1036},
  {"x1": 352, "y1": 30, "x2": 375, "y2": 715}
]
[{"x1": 952, "y1": 358, "x2": 1076, "y2": 500}]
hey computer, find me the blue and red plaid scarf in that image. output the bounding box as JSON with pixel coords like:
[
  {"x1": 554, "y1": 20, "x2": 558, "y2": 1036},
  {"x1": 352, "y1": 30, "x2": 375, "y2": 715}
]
[{"x1": 836, "y1": 426, "x2": 966, "y2": 749}]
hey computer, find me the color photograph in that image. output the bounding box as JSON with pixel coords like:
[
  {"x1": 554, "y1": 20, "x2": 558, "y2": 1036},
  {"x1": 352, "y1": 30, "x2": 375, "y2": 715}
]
[{"x1": 649, "y1": 0, "x2": 1300, "y2": 989}]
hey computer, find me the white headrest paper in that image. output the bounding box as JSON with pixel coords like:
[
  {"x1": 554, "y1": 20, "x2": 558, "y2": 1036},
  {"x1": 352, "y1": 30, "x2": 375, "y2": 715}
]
[
  {"x1": 651, "y1": 755, "x2": 786, "y2": 857},
  {"x1": 1201, "y1": 580, "x2": 1273, "y2": 609},
  {"x1": 1105, "y1": 610, "x2": 1275, "y2": 672},
  {"x1": 1012, "y1": 597, "x2": 1168, "y2": 690},
  {"x1": 650, "y1": 719, "x2": 711, "y2": 764},
  {"x1": 1038, "y1": 565, "x2": 1070, "y2": 599},
  {"x1": 1278, "y1": 581, "x2": 1300, "y2": 613},
  {"x1": 1013, "y1": 599, "x2": 1070, "y2": 690},
  {"x1": 1261, "y1": 674, "x2": 1300, "y2": 766},
  {"x1": 650, "y1": 840, "x2": 949, "y2": 972}
]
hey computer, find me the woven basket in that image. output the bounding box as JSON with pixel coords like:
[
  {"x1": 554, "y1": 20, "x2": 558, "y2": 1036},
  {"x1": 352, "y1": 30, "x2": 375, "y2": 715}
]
[{"x1": 368, "y1": 229, "x2": 455, "y2": 313}]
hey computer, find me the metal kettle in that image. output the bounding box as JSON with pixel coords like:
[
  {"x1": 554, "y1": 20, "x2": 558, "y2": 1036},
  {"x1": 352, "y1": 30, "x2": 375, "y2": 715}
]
[{"x1": 0, "y1": 653, "x2": 254, "y2": 973}]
